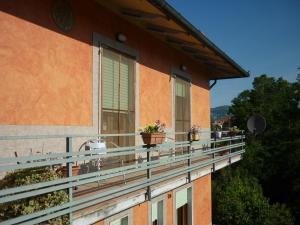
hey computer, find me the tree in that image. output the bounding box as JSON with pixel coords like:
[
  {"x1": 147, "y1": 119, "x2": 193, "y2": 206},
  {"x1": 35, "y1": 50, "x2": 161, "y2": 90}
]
[
  {"x1": 227, "y1": 75, "x2": 300, "y2": 224},
  {"x1": 213, "y1": 169, "x2": 294, "y2": 225}
]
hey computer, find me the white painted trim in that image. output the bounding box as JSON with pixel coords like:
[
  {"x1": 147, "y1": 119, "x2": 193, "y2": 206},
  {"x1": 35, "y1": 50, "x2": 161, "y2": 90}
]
[
  {"x1": 73, "y1": 195, "x2": 142, "y2": 225},
  {"x1": 104, "y1": 208, "x2": 133, "y2": 225},
  {"x1": 135, "y1": 62, "x2": 140, "y2": 136},
  {"x1": 148, "y1": 194, "x2": 167, "y2": 225},
  {"x1": 152, "y1": 177, "x2": 187, "y2": 198},
  {"x1": 172, "y1": 183, "x2": 194, "y2": 225}
]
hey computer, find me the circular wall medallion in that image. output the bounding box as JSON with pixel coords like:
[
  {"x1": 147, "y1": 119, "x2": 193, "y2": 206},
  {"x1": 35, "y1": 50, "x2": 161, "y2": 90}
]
[{"x1": 52, "y1": 0, "x2": 74, "y2": 32}]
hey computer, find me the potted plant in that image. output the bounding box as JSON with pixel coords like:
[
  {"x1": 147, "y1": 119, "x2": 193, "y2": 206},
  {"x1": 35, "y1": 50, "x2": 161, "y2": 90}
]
[
  {"x1": 213, "y1": 122, "x2": 223, "y2": 139},
  {"x1": 140, "y1": 120, "x2": 166, "y2": 145},
  {"x1": 59, "y1": 164, "x2": 80, "y2": 177},
  {"x1": 0, "y1": 167, "x2": 69, "y2": 224},
  {"x1": 190, "y1": 125, "x2": 201, "y2": 141},
  {"x1": 228, "y1": 126, "x2": 240, "y2": 137}
]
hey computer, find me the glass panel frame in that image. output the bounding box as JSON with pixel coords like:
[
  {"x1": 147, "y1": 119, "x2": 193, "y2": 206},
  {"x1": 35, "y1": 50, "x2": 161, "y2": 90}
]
[{"x1": 175, "y1": 76, "x2": 191, "y2": 154}]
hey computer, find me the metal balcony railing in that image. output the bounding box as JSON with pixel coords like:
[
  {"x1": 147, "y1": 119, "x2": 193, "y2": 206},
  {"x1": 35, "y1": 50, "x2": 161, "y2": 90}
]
[{"x1": 0, "y1": 131, "x2": 245, "y2": 224}]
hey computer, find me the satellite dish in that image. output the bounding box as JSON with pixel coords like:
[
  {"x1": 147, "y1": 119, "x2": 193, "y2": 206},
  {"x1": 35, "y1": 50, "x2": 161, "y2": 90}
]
[{"x1": 247, "y1": 114, "x2": 266, "y2": 134}]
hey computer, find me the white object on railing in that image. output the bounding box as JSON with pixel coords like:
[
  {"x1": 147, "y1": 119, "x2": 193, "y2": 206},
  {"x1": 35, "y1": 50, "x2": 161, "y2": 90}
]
[
  {"x1": 88, "y1": 139, "x2": 107, "y2": 155},
  {"x1": 215, "y1": 131, "x2": 222, "y2": 139},
  {"x1": 86, "y1": 139, "x2": 107, "y2": 187}
]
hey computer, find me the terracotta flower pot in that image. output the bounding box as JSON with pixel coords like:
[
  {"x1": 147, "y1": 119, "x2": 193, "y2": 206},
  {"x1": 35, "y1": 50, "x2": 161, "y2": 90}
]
[
  {"x1": 141, "y1": 132, "x2": 166, "y2": 145},
  {"x1": 221, "y1": 150, "x2": 230, "y2": 155},
  {"x1": 59, "y1": 165, "x2": 80, "y2": 177}
]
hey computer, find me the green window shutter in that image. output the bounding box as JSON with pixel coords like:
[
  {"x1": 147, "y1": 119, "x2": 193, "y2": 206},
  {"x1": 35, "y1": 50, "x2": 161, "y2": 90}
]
[
  {"x1": 157, "y1": 200, "x2": 164, "y2": 225},
  {"x1": 102, "y1": 49, "x2": 119, "y2": 110},
  {"x1": 152, "y1": 201, "x2": 158, "y2": 222},
  {"x1": 110, "y1": 218, "x2": 121, "y2": 225},
  {"x1": 110, "y1": 217, "x2": 128, "y2": 225},
  {"x1": 101, "y1": 48, "x2": 135, "y2": 141},
  {"x1": 121, "y1": 217, "x2": 128, "y2": 225},
  {"x1": 152, "y1": 200, "x2": 164, "y2": 225},
  {"x1": 187, "y1": 187, "x2": 193, "y2": 225},
  {"x1": 176, "y1": 188, "x2": 188, "y2": 209},
  {"x1": 102, "y1": 49, "x2": 134, "y2": 111},
  {"x1": 120, "y1": 56, "x2": 134, "y2": 111},
  {"x1": 176, "y1": 79, "x2": 186, "y2": 97}
]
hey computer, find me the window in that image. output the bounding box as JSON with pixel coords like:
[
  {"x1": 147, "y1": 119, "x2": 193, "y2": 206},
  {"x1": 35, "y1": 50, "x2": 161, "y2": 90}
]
[
  {"x1": 101, "y1": 47, "x2": 135, "y2": 148},
  {"x1": 177, "y1": 204, "x2": 188, "y2": 225},
  {"x1": 152, "y1": 200, "x2": 164, "y2": 225},
  {"x1": 176, "y1": 187, "x2": 192, "y2": 225},
  {"x1": 109, "y1": 216, "x2": 128, "y2": 225},
  {"x1": 175, "y1": 76, "x2": 191, "y2": 153}
]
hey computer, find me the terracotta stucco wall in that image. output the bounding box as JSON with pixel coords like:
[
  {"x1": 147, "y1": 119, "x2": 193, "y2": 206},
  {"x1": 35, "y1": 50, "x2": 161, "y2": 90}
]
[
  {"x1": 92, "y1": 219, "x2": 104, "y2": 225},
  {"x1": 193, "y1": 174, "x2": 212, "y2": 225},
  {"x1": 166, "y1": 191, "x2": 174, "y2": 225},
  {"x1": 133, "y1": 202, "x2": 148, "y2": 225},
  {"x1": 91, "y1": 174, "x2": 211, "y2": 225},
  {"x1": 0, "y1": 0, "x2": 210, "y2": 129},
  {"x1": 0, "y1": 0, "x2": 92, "y2": 126}
]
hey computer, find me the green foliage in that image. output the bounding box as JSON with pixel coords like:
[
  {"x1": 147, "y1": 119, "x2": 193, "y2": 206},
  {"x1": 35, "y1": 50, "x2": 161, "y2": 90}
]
[
  {"x1": 141, "y1": 120, "x2": 166, "y2": 133},
  {"x1": 212, "y1": 123, "x2": 222, "y2": 131},
  {"x1": 213, "y1": 169, "x2": 294, "y2": 225},
  {"x1": 0, "y1": 167, "x2": 69, "y2": 224},
  {"x1": 222, "y1": 75, "x2": 300, "y2": 224}
]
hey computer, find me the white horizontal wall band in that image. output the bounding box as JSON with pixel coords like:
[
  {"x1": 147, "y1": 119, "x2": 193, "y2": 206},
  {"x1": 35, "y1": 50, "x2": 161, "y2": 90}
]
[{"x1": 73, "y1": 155, "x2": 241, "y2": 225}]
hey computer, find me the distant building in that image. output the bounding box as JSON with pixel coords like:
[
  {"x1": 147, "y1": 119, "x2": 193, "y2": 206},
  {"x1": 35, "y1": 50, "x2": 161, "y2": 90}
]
[{"x1": 211, "y1": 105, "x2": 230, "y2": 122}]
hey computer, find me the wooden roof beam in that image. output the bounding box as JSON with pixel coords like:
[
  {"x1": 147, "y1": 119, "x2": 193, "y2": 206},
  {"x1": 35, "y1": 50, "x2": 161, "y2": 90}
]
[
  {"x1": 121, "y1": 8, "x2": 166, "y2": 19},
  {"x1": 146, "y1": 24, "x2": 185, "y2": 34}
]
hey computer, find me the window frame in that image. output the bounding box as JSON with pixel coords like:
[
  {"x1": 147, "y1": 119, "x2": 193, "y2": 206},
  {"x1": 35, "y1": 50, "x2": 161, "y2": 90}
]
[
  {"x1": 100, "y1": 46, "x2": 136, "y2": 147},
  {"x1": 104, "y1": 208, "x2": 133, "y2": 225},
  {"x1": 173, "y1": 184, "x2": 194, "y2": 225},
  {"x1": 93, "y1": 32, "x2": 139, "y2": 136},
  {"x1": 172, "y1": 69, "x2": 192, "y2": 133},
  {"x1": 148, "y1": 194, "x2": 167, "y2": 225}
]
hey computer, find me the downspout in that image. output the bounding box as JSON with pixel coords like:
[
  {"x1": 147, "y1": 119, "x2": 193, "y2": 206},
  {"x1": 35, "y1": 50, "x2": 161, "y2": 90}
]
[{"x1": 209, "y1": 79, "x2": 217, "y2": 89}]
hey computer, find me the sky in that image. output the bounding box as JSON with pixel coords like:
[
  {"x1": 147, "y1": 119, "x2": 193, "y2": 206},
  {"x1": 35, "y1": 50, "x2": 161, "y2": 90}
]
[{"x1": 167, "y1": 0, "x2": 300, "y2": 108}]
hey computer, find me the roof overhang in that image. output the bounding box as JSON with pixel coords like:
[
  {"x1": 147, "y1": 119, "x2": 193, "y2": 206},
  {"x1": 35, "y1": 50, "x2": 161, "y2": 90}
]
[{"x1": 96, "y1": 0, "x2": 250, "y2": 80}]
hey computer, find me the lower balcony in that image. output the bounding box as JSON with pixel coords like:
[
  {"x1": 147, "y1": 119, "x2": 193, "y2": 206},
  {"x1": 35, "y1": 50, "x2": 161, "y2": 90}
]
[{"x1": 0, "y1": 131, "x2": 245, "y2": 225}]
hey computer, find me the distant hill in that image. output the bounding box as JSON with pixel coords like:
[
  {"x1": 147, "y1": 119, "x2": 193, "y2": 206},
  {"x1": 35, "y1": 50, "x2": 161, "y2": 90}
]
[{"x1": 211, "y1": 105, "x2": 230, "y2": 122}]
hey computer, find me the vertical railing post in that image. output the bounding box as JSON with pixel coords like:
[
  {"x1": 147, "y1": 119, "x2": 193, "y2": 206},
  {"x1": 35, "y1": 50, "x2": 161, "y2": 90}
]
[
  {"x1": 146, "y1": 144, "x2": 152, "y2": 201},
  {"x1": 187, "y1": 139, "x2": 192, "y2": 183},
  {"x1": 229, "y1": 135, "x2": 232, "y2": 165},
  {"x1": 240, "y1": 130, "x2": 245, "y2": 160},
  {"x1": 66, "y1": 137, "x2": 73, "y2": 223},
  {"x1": 241, "y1": 130, "x2": 244, "y2": 152},
  {"x1": 212, "y1": 132, "x2": 216, "y2": 172}
]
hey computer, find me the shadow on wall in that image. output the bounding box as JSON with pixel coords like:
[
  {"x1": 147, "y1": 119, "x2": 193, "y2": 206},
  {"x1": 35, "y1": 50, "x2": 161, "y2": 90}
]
[
  {"x1": 0, "y1": 0, "x2": 210, "y2": 85},
  {"x1": 0, "y1": 0, "x2": 210, "y2": 127}
]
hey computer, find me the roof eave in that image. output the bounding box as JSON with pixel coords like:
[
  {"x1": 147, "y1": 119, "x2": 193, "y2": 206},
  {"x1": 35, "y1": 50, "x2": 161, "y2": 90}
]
[{"x1": 147, "y1": 0, "x2": 250, "y2": 79}]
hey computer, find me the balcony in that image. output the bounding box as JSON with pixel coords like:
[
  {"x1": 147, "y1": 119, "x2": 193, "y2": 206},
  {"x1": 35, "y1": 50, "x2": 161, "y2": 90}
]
[{"x1": 0, "y1": 131, "x2": 245, "y2": 225}]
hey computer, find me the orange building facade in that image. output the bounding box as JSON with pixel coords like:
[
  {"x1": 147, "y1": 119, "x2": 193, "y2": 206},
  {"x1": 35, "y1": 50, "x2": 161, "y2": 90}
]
[
  {"x1": 0, "y1": 1, "x2": 248, "y2": 225},
  {"x1": 0, "y1": 0, "x2": 212, "y2": 129}
]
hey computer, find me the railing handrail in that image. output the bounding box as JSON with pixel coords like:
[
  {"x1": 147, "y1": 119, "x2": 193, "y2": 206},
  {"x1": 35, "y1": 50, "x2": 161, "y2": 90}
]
[
  {"x1": 0, "y1": 130, "x2": 244, "y2": 141},
  {"x1": 0, "y1": 131, "x2": 245, "y2": 225}
]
